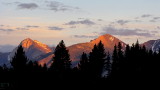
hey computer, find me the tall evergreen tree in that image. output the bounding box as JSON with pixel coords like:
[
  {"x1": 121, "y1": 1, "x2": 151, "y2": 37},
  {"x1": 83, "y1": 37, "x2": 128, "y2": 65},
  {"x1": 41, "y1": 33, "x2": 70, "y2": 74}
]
[
  {"x1": 50, "y1": 40, "x2": 71, "y2": 73},
  {"x1": 125, "y1": 44, "x2": 130, "y2": 60},
  {"x1": 27, "y1": 61, "x2": 34, "y2": 72},
  {"x1": 106, "y1": 52, "x2": 111, "y2": 77},
  {"x1": 110, "y1": 45, "x2": 118, "y2": 79},
  {"x1": 117, "y1": 42, "x2": 124, "y2": 76},
  {"x1": 78, "y1": 52, "x2": 88, "y2": 71},
  {"x1": 112, "y1": 45, "x2": 118, "y2": 63},
  {"x1": 88, "y1": 41, "x2": 106, "y2": 79},
  {"x1": 42, "y1": 64, "x2": 47, "y2": 72},
  {"x1": 117, "y1": 42, "x2": 124, "y2": 59},
  {"x1": 11, "y1": 45, "x2": 28, "y2": 71},
  {"x1": 135, "y1": 40, "x2": 140, "y2": 50}
]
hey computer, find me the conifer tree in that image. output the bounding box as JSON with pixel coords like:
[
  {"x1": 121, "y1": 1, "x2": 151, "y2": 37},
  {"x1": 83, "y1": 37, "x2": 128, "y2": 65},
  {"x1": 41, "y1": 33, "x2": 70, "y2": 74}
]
[
  {"x1": 78, "y1": 52, "x2": 88, "y2": 71},
  {"x1": 27, "y1": 61, "x2": 34, "y2": 72},
  {"x1": 88, "y1": 41, "x2": 106, "y2": 79},
  {"x1": 117, "y1": 42, "x2": 124, "y2": 60},
  {"x1": 11, "y1": 45, "x2": 28, "y2": 71},
  {"x1": 106, "y1": 52, "x2": 111, "y2": 77},
  {"x1": 110, "y1": 45, "x2": 118, "y2": 79},
  {"x1": 50, "y1": 40, "x2": 71, "y2": 74}
]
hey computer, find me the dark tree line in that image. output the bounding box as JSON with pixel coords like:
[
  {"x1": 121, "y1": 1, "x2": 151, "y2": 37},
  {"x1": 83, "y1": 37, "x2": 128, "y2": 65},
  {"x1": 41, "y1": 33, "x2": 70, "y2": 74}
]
[
  {"x1": 0, "y1": 40, "x2": 160, "y2": 89},
  {"x1": 109, "y1": 41, "x2": 160, "y2": 84}
]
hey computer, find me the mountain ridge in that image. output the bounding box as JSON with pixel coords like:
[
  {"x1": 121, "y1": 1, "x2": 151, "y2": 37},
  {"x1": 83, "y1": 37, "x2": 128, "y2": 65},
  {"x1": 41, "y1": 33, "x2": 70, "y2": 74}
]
[
  {"x1": 0, "y1": 34, "x2": 160, "y2": 67},
  {"x1": 143, "y1": 39, "x2": 160, "y2": 53}
]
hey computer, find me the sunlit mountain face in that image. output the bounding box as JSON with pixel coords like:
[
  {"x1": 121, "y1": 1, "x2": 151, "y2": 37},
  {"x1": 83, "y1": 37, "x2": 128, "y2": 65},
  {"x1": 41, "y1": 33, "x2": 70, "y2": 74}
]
[
  {"x1": 68, "y1": 34, "x2": 126, "y2": 62},
  {"x1": 9, "y1": 38, "x2": 53, "y2": 66}
]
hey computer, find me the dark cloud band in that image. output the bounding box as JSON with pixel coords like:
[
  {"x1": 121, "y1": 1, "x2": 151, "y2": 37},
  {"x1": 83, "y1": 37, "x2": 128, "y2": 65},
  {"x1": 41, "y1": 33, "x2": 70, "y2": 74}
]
[
  {"x1": 46, "y1": 1, "x2": 79, "y2": 12},
  {"x1": 116, "y1": 20, "x2": 130, "y2": 25},
  {"x1": 74, "y1": 35, "x2": 98, "y2": 38},
  {"x1": 102, "y1": 26, "x2": 153, "y2": 37},
  {"x1": 17, "y1": 3, "x2": 38, "y2": 10},
  {"x1": 65, "y1": 19, "x2": 95, "y2": 26},
  {"x1": 48, "y1": 26, "x2": 64, "y2": 30}
]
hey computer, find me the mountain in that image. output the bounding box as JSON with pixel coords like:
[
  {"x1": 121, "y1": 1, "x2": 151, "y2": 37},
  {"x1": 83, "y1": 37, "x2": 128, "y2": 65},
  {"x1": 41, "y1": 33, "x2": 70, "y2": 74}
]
[
  {"x1": 0, "y1": 45, "x2": 15, "y2": 53},
  {"x1": 0, "y1": 52, "x2": 10, "y2": 66},
  {"x1": 4, "y1": 34, "x2": 160, "y2": 67},
  {"x1": 68, "y1": 34, "x2": 126, "y2": 63},
  {"x1": 9, "y1": 38, "x2": 53, "y2": 66},
  {"x1": 143, "y1": 39, "x2": 160, "y2": 53}
]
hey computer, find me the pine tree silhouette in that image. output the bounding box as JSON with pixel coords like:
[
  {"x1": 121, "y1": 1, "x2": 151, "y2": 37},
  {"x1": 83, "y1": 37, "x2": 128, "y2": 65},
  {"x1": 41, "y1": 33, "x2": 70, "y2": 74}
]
[
  {"x1": 117, "y1": 42, "x2": 124, "y2": 60},
  {"x1": 11, "y1": 45, "x2": 28, "y2": 72},
  {"x1": 78, "y1": 52, "x2": 88, "y2": 71},
  {"x1": 0, "y1": 66, "x2": 3, "y2": 72},
  {"x1": 106, "y1": 52, "x2": 111, "y2": 77},
  {"x1": 33, "y1": 61, "x2": 41, "y2": 72},
  {"x1": 50, "y1": 40, "x2": 71, "y2": 79},
  {"x1": 88, "y1": 41, "x2": 106, "y2": 79},
  {"x1": 42, "y1": 64, "x2": 47, "y2": 72},
  {"x1": 27, "y1": 61, "x2": 34, "y2": 72},
  {"x1": 78, "y1": 52, "x2": 89, "y2": 80},
  {"x1": 110, "y1": 45, "x2": 118, "y2": 79}
]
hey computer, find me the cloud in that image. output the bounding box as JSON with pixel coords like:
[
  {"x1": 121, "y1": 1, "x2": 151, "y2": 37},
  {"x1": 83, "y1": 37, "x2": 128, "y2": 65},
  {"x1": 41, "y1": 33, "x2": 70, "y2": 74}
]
[
  {"x1": 157, "y1": 26, "x2": 160, "y2": 29},
  {"x1": 0, "y1": 25, "x2": 4, "y2": 27},
  {"x1": 0, "y1": 27, "x2": 29, "y2": 31},
  {"x1": 70, "y1": 26, "x2": 77, "y2": 28},
  {"x1": 150, "y1": 20, "x2": 156, "y2": 22},
  {"x1": 3, "y1": 2, "x2": 20, "y2": 5},
  {"x1": 26, "y1": 25, "x2": 39, "y2": 28},
  {"x1": 153, "y1": 17, "x2": 160, "y2": 20},
  {"x1": 116, "y1": 20, "x2": 130, "y2": 25},
  {"x1": 65, "y1": 19, "x2": 95, "y2": 26},
  {"x1": 46, "y1": 1, "x2": 79, "y2": 12},
  {"x1": 97, "y1": 19, "x2": 103, "y2": 21},
  {"x1": 102, "y1": 26, "x2": 153, "y2": 37},
  {"x1": 151, "y1": 31, "x2": 158, "y2": 33},
  {"x1": 48, "y1": 26, "x2": 64, "y2": 30},
  {"x1": 5, "y1": 1, "x2": 79, "y2": 12},
  {"x1": 134, "y1": 20, "x2": 142, "y2": 22},
  {"x1": 150, "y1": 17, "x2": 160, "y2": 22},
  {"x1": 141, "y1": 14, "x2": 152, "y2": 18},
  {"x1": 0, "y1": 28, "x2": 14, "y2": 32},
  {"x1": 17, "y1": 3, "x2": 38, "y2": 10},
  {"x1": 16, "y1": 28, "x2": 29, "y2": 30},
  {"x1": 78, "y1": 18, "x2": 85, "y2": 20},
  {"x1": 74, "y1": 35, "x2": 98, "y2": 38}
]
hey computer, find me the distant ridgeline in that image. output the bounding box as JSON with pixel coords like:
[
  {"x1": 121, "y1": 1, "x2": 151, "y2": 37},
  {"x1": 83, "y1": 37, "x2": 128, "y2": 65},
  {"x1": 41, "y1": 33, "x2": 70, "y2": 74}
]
[{"x1": 0, "y1": 34, "x2": 160, "y2": 89}]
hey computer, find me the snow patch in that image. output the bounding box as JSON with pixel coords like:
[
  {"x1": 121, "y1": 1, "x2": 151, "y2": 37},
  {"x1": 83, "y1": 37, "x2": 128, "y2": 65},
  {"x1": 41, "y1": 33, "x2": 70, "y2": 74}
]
[
  {"x1": 152, "y1": 41, "x2": 157, "y2": 52},
  {"x1": 152, "y1": 40, "x2": 160, "y2": 52},
  {"x1": 109, "y1": 37, "x2": 114, "y2": 41}
]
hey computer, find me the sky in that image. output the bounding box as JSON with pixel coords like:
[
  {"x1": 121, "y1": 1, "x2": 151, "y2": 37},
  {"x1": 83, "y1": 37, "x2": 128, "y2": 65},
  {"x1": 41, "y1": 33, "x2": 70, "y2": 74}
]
[{"x1": 0, "y1": 0, "x2": 160, "y2": 49}]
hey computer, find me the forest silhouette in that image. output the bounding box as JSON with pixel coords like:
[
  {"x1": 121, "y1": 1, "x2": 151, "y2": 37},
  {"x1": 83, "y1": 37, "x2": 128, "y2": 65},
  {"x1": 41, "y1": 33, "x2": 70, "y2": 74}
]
[{"x1": 0, "y1": 40, "x2": 159, "y2": 89}]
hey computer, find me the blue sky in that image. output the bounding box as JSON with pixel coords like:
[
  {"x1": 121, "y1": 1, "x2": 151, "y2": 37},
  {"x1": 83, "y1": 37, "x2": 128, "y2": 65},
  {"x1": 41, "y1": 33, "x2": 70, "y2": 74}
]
[{"x1": 0, "y1": 0, "x2": 160, "y2": 47}]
